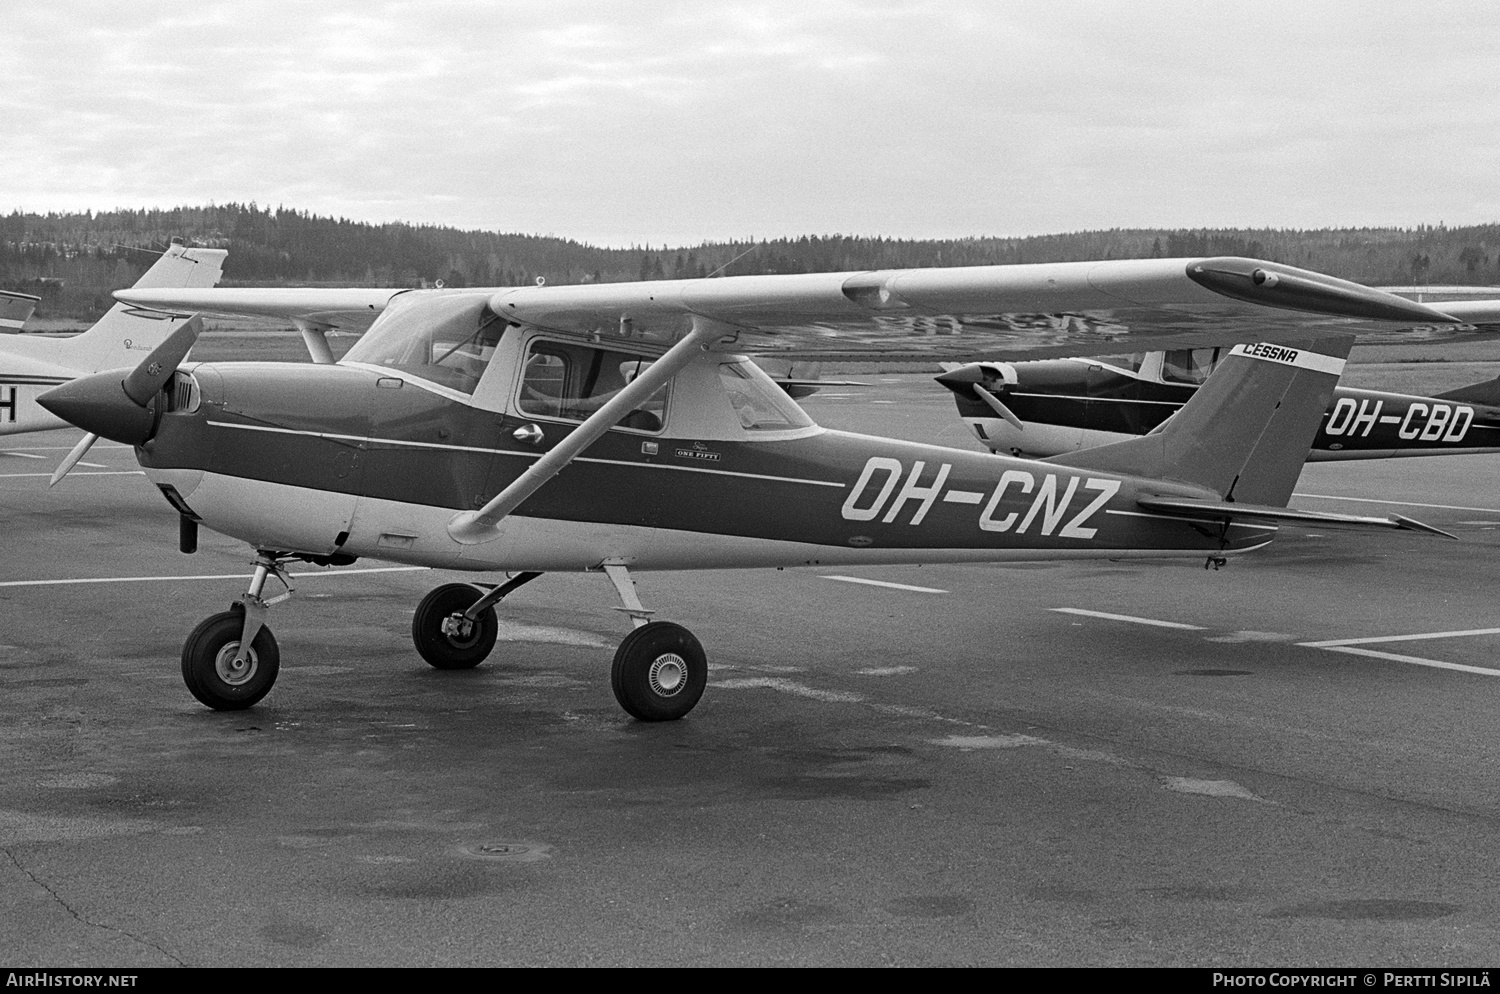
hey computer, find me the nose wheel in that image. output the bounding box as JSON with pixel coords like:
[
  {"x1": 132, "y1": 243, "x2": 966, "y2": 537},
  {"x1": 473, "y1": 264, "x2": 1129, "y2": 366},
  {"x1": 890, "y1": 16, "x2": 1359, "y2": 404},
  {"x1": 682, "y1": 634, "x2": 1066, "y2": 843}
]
[
  {"x1": 181, "y1": 607, "x2": 281, "y2": 710},
  {"x1": 181, "y1": 552, "x2": 292, "y2": 710}
]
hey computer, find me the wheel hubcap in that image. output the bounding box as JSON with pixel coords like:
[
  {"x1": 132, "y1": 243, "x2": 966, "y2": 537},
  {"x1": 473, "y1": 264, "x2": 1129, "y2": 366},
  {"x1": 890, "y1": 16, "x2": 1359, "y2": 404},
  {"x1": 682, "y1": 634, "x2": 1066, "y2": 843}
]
[
  {"x1": 648, "y1": 653, "x2": 686, "y2": 697},
  {"x1": 214, "y1": 642, "x2": 258, "y2": 686}
]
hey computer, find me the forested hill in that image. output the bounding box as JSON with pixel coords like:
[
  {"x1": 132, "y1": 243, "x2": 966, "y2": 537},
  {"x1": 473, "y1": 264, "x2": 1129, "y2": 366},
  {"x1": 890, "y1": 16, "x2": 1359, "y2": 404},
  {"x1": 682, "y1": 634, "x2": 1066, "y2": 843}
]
[{"x1": 3, "y1": 203, "x2": 1498, "y2": 319}]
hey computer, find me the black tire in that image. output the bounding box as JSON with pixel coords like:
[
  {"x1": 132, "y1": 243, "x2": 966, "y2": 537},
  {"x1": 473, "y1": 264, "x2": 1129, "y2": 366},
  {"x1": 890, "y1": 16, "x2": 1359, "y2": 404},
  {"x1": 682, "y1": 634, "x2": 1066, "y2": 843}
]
[
  {"x1": 411, "y1": 583, "x2": 498, "y2": 670},
  {"x1": 180, "y1": 610, "x2": 280, "y2": 711},
  {"x1": 610, "y1": 621, "x2": 707, "y2": 721}
]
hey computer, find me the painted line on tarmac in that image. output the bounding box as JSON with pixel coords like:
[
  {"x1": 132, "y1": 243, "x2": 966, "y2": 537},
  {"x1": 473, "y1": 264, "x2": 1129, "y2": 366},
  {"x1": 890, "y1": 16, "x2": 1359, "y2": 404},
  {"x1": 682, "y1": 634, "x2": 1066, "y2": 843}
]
[
  {"x1": 1294, "y1": 492, "x2": 1500, "y2": 514},
  {"x1": 0, "y1": 470, "x2": 144, "y2": 478},
  {"x1": 0, "y1": 566, "x2": 431, "y2": 588},
  {"x1": 1050, "y1": 608, "x2": 1207, "y2": 630},
  {"x1": 1298, "y1": 627, "x2": 1500, "y2": 677},
  {"x1": 819, "y1": 575, "x2": 948, "y2": 594},
  {"x1": 0, "y1": 443, "x2": 131, "y2": 452}
]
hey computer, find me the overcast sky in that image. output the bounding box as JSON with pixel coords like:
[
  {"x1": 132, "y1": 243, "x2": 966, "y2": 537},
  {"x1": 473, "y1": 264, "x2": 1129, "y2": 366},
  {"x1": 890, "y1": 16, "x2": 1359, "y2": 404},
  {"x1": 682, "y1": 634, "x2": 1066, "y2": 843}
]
[{"x1": 5, "y1": 1, "x2": 1499, "y2": 246}]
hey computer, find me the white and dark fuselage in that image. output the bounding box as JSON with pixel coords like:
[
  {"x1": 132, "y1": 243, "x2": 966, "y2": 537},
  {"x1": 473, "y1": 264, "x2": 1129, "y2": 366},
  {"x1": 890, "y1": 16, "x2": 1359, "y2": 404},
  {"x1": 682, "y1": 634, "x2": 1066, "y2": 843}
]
[{"x1": 136, "y1": 325, "x2": 1273, "y2": 575}]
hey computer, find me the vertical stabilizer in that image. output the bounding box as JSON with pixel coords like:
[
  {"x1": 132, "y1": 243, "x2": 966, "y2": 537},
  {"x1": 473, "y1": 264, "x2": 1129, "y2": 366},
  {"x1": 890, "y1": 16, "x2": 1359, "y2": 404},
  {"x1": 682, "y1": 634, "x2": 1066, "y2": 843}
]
[
  {"x1": 37, "y1": 243, "x2": 227, "y2": 373},
  {"x1": 1045, "y1": 336, "x2": 1352, "y2": 506},
  {"x1": 0, "y1": 291, "x2": 40, "y2": 332}
]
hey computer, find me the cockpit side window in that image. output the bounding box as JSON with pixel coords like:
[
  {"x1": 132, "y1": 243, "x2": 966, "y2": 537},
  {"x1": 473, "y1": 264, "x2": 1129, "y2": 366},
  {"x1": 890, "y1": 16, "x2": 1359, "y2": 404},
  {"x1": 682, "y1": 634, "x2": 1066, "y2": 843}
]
[
  {"x1": 1091, "y1": 353, "x2": 1146, "y2": 374},
  {"x1": 342, "y1": 293, "x2": 507, "y2": 395},
  {"x1": 517, "y1": 340, "x2": 668, "y2": 433},
  {"x1": 1160, "y1": 348, "x2": 1222, "y2": 385},
  {"x1": 717, "y1": 360, "x2": 814, "y2": 431}
]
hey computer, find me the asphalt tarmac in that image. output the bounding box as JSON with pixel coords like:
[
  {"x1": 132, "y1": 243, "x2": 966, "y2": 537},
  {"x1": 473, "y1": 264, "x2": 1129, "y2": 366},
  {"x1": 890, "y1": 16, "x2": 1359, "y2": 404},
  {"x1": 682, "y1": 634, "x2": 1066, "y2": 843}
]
[{"x1": 4, "y1": 372, "x2": 1500, "y2": 967}]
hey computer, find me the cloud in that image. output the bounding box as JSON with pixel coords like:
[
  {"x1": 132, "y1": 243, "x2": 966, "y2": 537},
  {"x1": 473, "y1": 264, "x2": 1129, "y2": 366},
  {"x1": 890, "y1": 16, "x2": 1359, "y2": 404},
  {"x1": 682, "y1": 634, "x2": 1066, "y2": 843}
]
[{"x1": 4, "y1": 0, "x2": 1498, "y2": 244}]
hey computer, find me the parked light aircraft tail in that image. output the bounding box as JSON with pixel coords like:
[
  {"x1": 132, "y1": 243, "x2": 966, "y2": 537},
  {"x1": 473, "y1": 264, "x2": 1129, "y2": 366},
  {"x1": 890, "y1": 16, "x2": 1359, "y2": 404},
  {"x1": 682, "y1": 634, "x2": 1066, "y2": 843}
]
[
  {"x1": 0, "y1": 290, "x2": 40, "y2": 332},
  {"x1": 1048, "y1": 339, "x2": 1346, "y2": 506},
  {"x1": 0, "y1": 241, "x2": 226, "y2": 436}
]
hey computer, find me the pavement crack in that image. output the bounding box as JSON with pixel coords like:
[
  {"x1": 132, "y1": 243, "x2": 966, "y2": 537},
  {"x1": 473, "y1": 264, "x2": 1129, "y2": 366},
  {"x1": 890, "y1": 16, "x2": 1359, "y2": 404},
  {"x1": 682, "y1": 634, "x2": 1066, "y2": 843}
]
[{"x1": 2, "y1": 845, "x2": 187, "y2": 966}]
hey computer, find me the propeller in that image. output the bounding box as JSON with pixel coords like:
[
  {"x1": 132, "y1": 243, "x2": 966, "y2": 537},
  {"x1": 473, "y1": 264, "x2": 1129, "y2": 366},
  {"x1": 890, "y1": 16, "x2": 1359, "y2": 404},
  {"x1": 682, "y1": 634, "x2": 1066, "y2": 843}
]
[
  {"x1": 933, "y1": 362, "x2": 1024, "y2": 430},
  {"x1": 971, "y1": 383, "x2": 1025, "y2": 431},
  {"x1": 40, "y1": 314, "x2": 203, "y2": 485},
  {"x1": 49, "y1": 433, "x2": 99, "y2": 487}
]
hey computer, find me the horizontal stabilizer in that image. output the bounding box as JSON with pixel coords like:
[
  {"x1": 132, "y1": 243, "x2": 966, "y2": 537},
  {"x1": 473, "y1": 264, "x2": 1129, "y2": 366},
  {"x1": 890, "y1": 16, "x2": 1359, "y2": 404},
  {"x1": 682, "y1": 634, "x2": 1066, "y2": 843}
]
[
  {"x1": 1136, "y1": 495, "x2": 1457, "y2": 539},
  {"x1": 1434, "y1": 373, "x2": 1500, "y2": 407}
]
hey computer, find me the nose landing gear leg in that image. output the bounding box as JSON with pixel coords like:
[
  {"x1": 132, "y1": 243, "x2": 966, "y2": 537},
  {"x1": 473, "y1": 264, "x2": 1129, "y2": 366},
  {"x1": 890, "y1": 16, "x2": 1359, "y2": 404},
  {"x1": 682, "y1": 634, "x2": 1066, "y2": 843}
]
[{"x1": 180, "y1": 552, "x2": 294, "y2": 710}]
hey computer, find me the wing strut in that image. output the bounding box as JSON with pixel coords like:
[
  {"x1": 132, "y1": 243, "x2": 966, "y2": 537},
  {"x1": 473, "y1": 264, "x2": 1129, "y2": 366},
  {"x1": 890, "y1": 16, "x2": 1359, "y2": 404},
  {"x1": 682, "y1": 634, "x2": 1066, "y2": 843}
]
[{"x1": 447, "y1": 316, "x2": 728, "y2": 545}]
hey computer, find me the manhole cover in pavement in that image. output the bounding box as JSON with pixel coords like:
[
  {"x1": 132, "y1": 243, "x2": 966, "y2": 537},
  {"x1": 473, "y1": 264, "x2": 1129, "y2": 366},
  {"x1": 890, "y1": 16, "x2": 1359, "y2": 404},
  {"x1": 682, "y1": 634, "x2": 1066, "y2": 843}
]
[{"x1": 458, "y1": 841, "x2": 552, "y2": 862}]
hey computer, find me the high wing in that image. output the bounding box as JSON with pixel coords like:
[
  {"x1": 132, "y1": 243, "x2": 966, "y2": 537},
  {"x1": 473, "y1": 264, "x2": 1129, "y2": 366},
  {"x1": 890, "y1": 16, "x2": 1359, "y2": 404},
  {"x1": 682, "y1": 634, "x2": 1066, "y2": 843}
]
[
  {"x1": 114, "y1": 256, "x2": 1462, "y2": 362},
  {"x1": 108, "y1": 286, "x2": 403, "y2": 331}
]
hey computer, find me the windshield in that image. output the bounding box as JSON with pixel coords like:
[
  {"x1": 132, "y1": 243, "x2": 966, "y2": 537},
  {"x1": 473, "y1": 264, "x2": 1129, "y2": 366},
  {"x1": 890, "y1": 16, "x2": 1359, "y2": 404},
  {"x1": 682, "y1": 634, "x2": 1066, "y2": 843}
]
[
  {"x1": 343, "y1": 292, "x2": 507, "y2": 394},
  {"x1": 718, "y1": 360, "x2": 814, "y2": 431}
]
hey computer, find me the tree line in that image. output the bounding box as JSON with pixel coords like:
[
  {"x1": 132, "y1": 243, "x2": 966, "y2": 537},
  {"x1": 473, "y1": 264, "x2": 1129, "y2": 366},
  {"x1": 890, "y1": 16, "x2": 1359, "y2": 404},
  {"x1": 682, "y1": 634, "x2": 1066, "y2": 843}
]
[{"x1": 2, "y1": 203, "x2": 1496, "y2": 319}]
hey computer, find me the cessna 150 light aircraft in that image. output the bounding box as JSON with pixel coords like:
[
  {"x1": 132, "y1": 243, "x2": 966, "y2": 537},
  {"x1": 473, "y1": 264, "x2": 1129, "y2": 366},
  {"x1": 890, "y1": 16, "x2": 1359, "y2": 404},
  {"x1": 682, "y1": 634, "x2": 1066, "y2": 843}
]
[
  {"x1": 937, "y1": 346, "x2": 1500, "y2": 460},
  {"x1": 38, "y1": 256, "x2": 1466, "y2": 720},
  {"x1": 0, "y1": 241, "x2": 226, "y2": 439}
]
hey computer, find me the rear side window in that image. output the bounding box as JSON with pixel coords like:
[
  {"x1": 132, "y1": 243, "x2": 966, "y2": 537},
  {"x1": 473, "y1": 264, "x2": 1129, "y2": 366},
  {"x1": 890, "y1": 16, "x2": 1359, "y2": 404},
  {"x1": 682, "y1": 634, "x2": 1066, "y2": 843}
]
[
  {"x1": 1161, "y1": 348, "x2": 1222, "y2": 385},
  {"x1": 518, "y1": 340, "x2": 668, "y2": 432}
]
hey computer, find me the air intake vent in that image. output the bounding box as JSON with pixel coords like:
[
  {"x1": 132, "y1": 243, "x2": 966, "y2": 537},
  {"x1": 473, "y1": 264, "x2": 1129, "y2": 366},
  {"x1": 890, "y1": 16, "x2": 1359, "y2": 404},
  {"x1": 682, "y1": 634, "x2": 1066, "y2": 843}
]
[{"x1": 168, "y1": 370, "x2": 200, "y2": 413}]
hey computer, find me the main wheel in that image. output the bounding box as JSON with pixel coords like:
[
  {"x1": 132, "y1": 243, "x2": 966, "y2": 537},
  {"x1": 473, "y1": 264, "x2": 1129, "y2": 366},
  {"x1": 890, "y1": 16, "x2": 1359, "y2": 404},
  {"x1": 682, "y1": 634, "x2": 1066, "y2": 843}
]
[
  {"x1": 411, "y1": 583, "x2": 498, "y2": 670},
  {"x1": 611, "y1": 622, "x2": 707, "y2": 721},
  {"x1": 181, "y1": 610, "x2": 280, "y2": 711}
]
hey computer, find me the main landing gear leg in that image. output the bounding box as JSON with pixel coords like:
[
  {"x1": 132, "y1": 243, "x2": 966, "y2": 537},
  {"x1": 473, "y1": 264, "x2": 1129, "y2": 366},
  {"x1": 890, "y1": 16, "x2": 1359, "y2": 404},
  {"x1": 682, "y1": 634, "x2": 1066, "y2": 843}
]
[
  {"x1": 180, "y1": 551, "x2": 293, "y2": 710},
  {"x1": 1205, "y1": 521, "x2": 1231, "y2": 570},
  {"x1": 411, "y1": 571, "x2": 542, "y2": 670},
  {"x1": 603, "y1": 562, "x2": 707, "y2": 722}
]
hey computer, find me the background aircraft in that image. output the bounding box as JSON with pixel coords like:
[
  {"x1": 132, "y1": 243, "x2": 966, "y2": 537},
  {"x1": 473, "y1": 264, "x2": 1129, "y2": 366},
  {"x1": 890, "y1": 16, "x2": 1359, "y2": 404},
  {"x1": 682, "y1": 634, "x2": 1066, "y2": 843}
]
[
  {"x1": 0, "y1": 290, "x2": 40, "y2": 333},
  {"x1": 937, "y1": 347, "x2": 1500, "y2": 461},
  {"x1": 39, "y1": 256, "x2": 1461, "y2": 721},
  {"x1": 753, "y1": 357, "x2": 867, "y2": 399},
  {"x1": 0, "y1": 240, "x2": 226, "y2": 438}
]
